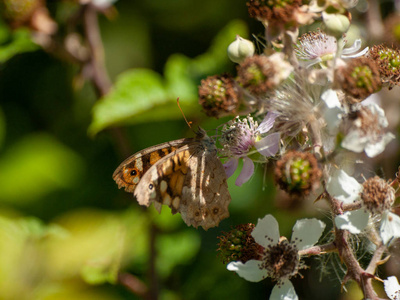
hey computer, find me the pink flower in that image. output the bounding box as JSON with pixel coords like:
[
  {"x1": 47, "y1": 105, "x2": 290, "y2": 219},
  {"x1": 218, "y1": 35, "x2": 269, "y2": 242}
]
[{"x1": 220, "y1": 112, "x2": 280, "y2": 186}]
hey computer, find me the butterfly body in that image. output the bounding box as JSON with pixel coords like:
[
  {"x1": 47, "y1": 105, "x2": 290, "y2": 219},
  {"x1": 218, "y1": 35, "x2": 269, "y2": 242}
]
[{"x1": 113, "y1": 128, "x2": 231, "y2": 230}]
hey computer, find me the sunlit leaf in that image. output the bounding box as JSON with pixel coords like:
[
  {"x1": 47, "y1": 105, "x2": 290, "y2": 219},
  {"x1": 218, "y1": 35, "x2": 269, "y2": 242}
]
[
  {"x1": 0, "y1": 216, "x2": 68, "y2": 299},
  {"x1": 47, "y1": 209, "x2": 141, "y2": 284},
  {"x1": 89, "y1": 20, "x2": 249, "y2": 134},
  {"x1": 0, "y1": 133, "x2": 84, "y2": 204},
  {"x1": 88, "y1": 68, "x2": 168, "y2": 135}
]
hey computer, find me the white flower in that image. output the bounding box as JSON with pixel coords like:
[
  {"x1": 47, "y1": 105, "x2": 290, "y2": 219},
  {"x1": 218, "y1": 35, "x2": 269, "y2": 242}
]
[
  {"x1": 227, "y1": 215, "x2": 325, "y2": 300},
  {"x1": 341, "y1": 103, "x2": 395, "y2": 157},
  {"x1": 295, "y1": 30, "x2": 368, "y2": 68},
  {"x1": 327, "y1": 170, "x2": 400, "y2": 244},
  {"x1": 384, "y1": 276, "x2": 400, "y2": 300}
]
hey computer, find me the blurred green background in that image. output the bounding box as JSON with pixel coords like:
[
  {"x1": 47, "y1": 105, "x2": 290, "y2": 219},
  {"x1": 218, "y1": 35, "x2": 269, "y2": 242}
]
[{"x1": 0, "y1": 0, "x2": 397, "y2": 299}]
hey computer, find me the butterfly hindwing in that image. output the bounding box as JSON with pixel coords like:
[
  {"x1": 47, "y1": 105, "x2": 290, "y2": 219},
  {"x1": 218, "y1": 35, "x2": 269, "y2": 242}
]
[{"x1": 134, "y1": 134, "x2": 231, "y2": 230}]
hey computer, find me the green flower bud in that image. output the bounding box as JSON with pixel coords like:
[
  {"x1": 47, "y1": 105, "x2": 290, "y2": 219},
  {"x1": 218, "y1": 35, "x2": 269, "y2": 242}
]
[
  {"x1": 322, "y1": 12, "x2": 350, "y2": 38},
  {"x1": 227, "y1": 35, "x2": 255, "y2": 64}
]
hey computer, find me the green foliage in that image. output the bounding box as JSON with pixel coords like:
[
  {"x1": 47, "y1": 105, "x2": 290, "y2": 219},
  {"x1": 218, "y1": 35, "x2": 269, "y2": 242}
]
[
  {"x1": 89, "y1": 20, "x2": 248, "y2": 135},
  {"x1": 0, "y1": 107, "x2": 5, "y2": 149},
  {"x1": 0, "y1": 133, "x2": 84, "y2": 204},
  {"x1": 0, "y1": 20, "x2": 38, "y2": 63}
]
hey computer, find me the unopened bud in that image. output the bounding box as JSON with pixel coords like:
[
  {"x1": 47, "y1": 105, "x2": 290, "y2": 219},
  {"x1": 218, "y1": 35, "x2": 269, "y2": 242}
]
[
  {"x1": 227, "y1": 35, "x2": 255, "y2": 64},
  {"x1": 322, "y1": 12, "x2": 350, "y2": 38}
]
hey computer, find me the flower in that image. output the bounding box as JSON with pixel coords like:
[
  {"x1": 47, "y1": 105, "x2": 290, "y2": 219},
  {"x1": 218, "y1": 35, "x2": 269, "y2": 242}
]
[
  {"x1": 384, "y1": 276, "x2": 400, "y2": 300},
  {"x1": 227, "y1": 214, "x2": 325, "y2": 300},
  {"x1": 327, "y1": 170, "x2": 400, "y2": 244},
  {"x1": 341, "y1": 103, "x2": 395, "y2": 157},
  {"x1": 295, "y1": 30, "x2": 369, "y2": 68},
  {"x1": 220, "y1": 113, "x2": 280, "y2": 186}
]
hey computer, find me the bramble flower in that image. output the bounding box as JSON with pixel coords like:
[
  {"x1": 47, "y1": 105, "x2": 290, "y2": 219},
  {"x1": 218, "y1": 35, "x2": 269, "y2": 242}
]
[
  {"x1": 220, "y1": 113, "x2": 280, "y2": 186},
  {"x1": 341, "y1": 103, "x2": 395, "y2": 157},
  {"x1": 227, "y1": 214, "x2": 325, "y2": 300},
  {"x1": 198, "y1": 74, "x2": 240, "y2": 118},
  {"x1": 237, "y1": 53, "x2": 293, "y2": 96},
  {"x1": 327, "y1": 170, "x2": 400, "y2": 244},
  {"x1": 384, "y1": 276, "x2": 400, "y2": 300},
  {"x1": 295, "y1": 30, "x2": 369, "y2": 68}
]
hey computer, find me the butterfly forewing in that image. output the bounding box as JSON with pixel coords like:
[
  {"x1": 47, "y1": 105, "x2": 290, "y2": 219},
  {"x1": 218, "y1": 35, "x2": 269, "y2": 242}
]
[{"x1": 113, "y1": 138, "x2": 192, "y2": 193}]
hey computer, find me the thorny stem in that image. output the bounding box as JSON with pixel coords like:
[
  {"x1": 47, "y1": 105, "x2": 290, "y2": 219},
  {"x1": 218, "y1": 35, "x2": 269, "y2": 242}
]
[{"x1": 322, "y1": 170, "x2": 387, "y2": 300}]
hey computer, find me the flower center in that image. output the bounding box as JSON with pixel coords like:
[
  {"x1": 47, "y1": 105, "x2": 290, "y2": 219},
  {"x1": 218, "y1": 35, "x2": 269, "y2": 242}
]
[
  {"x1": 260, "y1": 239, "x2": 299, "y2": 281},
  {"x1": 361, "y1": 176, "x2": 395, "y2": 214}
]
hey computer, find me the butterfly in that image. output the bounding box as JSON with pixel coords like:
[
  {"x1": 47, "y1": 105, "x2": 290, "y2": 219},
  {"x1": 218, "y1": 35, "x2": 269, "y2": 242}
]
[{"x1": 113, "y1": 127, "x2": 231, "y2": 230}]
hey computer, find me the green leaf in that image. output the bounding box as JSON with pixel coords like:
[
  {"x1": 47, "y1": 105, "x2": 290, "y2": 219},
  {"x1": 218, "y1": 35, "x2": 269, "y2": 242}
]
[
  {"x1": 89, "y1": 20, "x2": 249, "y2": 134},
  {"x1": 156, "y1": 230, "x2": 201, "y2": 278},
  {"x1": 0, "y1": 106, "x2": 5, "y2": 150},
  {"x1": 0, "y1": 133, "x2": 84, "y2": 204},
  {"x1": 88, "y1": 69, "x2": 168, "y2": 135},
  {"x1": 0, "y1": 21, "x2": 38, "y2": 63}
]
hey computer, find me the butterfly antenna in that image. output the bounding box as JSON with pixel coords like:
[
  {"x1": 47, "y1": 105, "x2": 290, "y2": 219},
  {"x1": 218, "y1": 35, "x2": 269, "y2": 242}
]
[{"x1": 177, "y1": 98, "x2": 192, "y2": 129}]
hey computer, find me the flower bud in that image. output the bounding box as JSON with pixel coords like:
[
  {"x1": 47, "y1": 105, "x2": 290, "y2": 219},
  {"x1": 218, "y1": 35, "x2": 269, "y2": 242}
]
[
  {"x1": 217, "y1": 224, "x2": 263, "y2": 264},
  {"x1": 322, "y1": 12, "x2": 350, "y2": 38},
  {"x1": 198, "y1": 73, "x2": 240, "y2": 118},
  {"x1": 275, "y1": 151, "x2": 321, "y2": 196},
  {"x1": 334, "y1": 57, "x2": 381, "y2": 102},
  {"x1": 227, "y1": 35, "x2": 255, "y2": 63}
]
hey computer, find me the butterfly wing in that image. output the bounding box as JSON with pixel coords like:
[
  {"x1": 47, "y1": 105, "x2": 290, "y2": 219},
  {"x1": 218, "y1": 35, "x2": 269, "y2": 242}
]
[
  {"x1": 113, "y1": 138, "x2": 192, "y2": 193},
  {"x1": 134, "y1": 135, "x2": 231, "y2": 230}
]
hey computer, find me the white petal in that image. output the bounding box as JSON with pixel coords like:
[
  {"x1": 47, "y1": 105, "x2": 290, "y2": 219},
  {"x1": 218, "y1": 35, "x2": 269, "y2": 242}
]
[
  {"x1": 342, "y1": 130, "x2": 367, "y2": 153},
  {"x1": 384, "y1": 276, "x2": 400, "y2": 300},
  {"x1": 270, "y1": 279, "x2": 298, "y2": 300},
  {"x1": 252, "y1": 214, "x2": 280, "y2": 248},
  {"x1": 334, "y1": 209, "x2": 369, "y2": 234},
  {"x1": 227, "y1": 260, "x2": 268, "y2": 282},
  {"x1": 380, "y1": 212, "x2": 400, "y2": 245},
  {"x1": 291, "y1": 218, "x2": 326, "y2": 250},
  {"x1": 364, "y1": 132, "x2": 395, "y2": 158},
  {"x1": 255, "y1": 132, "x2": 280, "y2": 156},
  {"x1": 321, "y1": 89, "x2": 344, "y2": 133},
  {"x1": 326, "y1": 170, "x2": 362, "y2": 204},
  {"x1": 342, "y1": 39, "x2": 362, "y2": 54}
]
